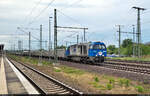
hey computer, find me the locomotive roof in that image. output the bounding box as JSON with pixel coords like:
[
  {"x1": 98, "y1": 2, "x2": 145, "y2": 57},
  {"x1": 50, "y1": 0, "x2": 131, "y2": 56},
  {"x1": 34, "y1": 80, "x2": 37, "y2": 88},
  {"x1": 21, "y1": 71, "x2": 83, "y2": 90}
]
[
  {"x1": 69, "y1": 41, "x2": 105, "y2": 47},
  {"x1": 70, "y1": 43, "x2": 90, "y2": 46},
  {"x1": 91, "y1": 41, "x2": 105, "y2": 45}
]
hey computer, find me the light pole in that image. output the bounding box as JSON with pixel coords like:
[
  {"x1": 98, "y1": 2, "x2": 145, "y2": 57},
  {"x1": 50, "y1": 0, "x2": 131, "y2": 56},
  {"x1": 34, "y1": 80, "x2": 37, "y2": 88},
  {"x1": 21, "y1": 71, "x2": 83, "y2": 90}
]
[{"x1": 49, "y1": 17, "x2": 53, "y2": 51}]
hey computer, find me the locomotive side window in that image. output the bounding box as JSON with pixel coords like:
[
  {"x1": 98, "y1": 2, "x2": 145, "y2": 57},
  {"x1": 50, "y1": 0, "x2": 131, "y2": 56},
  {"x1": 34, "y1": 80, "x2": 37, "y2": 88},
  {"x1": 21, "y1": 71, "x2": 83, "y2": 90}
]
[
  {"x1": 73, "y1": 45, "x2": 76, "y2": 52},
  {"x1": 83, "y1": 45, "x2": 87, "y2": 55}
]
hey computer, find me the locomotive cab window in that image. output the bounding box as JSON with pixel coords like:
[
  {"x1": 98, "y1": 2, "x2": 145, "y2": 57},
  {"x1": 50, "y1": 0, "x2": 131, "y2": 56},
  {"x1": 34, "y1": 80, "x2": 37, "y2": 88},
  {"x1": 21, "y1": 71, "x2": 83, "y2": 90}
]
[
  {"x1": 90, "y1": 44, "x2": 106, "y2": 50},
  {"x1": 93, "y1": 45, "x2": 101, "y2": 49}
]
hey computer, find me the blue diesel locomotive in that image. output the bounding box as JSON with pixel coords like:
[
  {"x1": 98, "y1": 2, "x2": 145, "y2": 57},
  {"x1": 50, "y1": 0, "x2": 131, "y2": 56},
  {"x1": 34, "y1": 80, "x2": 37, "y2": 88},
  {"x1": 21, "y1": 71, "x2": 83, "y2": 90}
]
[{"x1": 65, "y1": 41, "x2": 107, "y2": 63}]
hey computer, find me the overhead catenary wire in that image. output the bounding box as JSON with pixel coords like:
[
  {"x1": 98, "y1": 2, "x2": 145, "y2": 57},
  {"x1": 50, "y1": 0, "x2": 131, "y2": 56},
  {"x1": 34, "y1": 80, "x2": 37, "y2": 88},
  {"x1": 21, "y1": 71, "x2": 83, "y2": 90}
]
[
  {"x1": 48, "y1": 0, "x2": 84, "y2": 17},
  {"x1": 58, "y1": 31, "x2": 78, "y2": 42},
  {"x1": 17, "y1": 28, "x2": 40, "y2": 41},
  {"x1": 17, "y1": 27, "x2": 41, "y2": 42},
  {"x1": 23, "y1": 0, "x2": 84, "y2": 31},
  {"x1": 28, "y1": 0, "x2": 56, "y2": 25},
  {"x1": 24, "y1": 0, "x2": 42, "y2": 24},
  {"x1": 59, "y1": 0, "x2": 83, "y2": 11},
  {"x1": 58, "y1": 32, "x2": 79, "y2": 44},
  {"x1": 57, "y1": 9, "x2": 84, "y2": 27},
  {"x1": 25, "y1": 0, "x2": 83, "y2": 27},
  {"x1": 22, "y1": 0, "x2": 85, "y2": 48}
]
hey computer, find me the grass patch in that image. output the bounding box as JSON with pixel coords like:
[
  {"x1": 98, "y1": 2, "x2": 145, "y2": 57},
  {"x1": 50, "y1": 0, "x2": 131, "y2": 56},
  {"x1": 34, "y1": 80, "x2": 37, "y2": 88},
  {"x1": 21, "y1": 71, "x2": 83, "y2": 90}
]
[
  {"x1": 54, "y1": 69, "x2": 61, "y2": 72},
  {"x1": 42, "y1": 60, "x2": 52, "y2": 65},
  {"x1": 89, "y1": 82, "x2": 106, "y2": 90},
  {"x1": 8, "y1": 54, "x2": 53, "y2": 66},
  {"x1": 61, "y1": 66, "x2": 84, "y2": 75},
  {"x1": 54, "y1": 67, "x2": 61, "y2": 72}
]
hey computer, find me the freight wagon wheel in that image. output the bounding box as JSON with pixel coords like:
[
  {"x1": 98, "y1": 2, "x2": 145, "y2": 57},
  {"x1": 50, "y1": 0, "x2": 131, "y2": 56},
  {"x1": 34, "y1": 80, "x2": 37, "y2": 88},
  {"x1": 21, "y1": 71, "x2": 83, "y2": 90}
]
[
  {"x1": 82, "y1": 59, "x2": 86, "y2": 64},
  {"x1": 101, "y1": 59, "x2": 104, "y2": 63},
  {"x1": 80, "y1": 57, "x2": 83, "y2": 63},
  {"x1": 100, "y1": 57, "x2": 104, "y2": 63},
  {"x1": 79, "y1": 57, "x2": 87, "y2": 64},
  {"x1": 90, "y1": 61, "x2": 95, "y2": 64}
]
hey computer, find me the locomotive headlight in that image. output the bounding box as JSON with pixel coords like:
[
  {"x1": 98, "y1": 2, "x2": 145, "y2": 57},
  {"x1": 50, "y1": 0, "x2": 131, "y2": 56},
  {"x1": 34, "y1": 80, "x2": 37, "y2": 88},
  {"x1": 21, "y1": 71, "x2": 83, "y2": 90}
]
[{"x1": 99, "y1": 52, "x2": 102, "y2": 56}]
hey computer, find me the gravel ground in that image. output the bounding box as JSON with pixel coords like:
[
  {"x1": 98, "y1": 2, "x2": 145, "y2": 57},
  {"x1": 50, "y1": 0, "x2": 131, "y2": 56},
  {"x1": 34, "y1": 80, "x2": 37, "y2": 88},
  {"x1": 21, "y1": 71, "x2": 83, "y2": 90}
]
[{"x1": 9, "y1": 57, "x2": 150, "y2": 93}]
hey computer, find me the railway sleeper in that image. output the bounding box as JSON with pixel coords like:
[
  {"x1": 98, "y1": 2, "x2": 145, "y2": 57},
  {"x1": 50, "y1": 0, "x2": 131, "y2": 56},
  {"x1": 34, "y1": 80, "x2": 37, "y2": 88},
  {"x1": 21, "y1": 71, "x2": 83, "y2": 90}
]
[
  {"x1": 46, "y1": 89, "x2": 67, "y2": 93},
  {"x1": 46, "y1": 86, "x2": 65, "y2": 90}
]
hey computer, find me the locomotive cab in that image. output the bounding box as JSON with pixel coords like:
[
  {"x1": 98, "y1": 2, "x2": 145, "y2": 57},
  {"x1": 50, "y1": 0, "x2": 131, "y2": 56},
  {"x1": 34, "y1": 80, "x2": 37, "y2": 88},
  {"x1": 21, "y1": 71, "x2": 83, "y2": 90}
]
[{"x1": 88, "y1": 42, "x2": 107, "y2": 62}]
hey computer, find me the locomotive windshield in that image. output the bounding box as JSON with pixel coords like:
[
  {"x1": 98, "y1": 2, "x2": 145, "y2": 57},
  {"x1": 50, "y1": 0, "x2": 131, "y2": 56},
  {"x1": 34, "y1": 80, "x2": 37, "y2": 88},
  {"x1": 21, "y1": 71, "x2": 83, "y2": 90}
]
[{"x1": 90, "y1": 44, "x2": 106, "y2": 50}]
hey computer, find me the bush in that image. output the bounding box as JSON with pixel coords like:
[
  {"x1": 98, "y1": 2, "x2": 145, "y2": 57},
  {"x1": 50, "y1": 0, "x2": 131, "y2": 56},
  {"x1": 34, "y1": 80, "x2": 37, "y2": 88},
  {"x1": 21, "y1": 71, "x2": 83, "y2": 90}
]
[
  {"x1": 119, "y1": 79, "x2": 124, "y2": 86},
  {"x1": 136, "y1": 86, "x2": 144, "y2": 93},
  {"x1": 107, "y1": 84, "x2": 113, "y2": 90},
  {"x1": 94, "y1": 77, "x2": 99, "y2": 82},
  {"x1": 119, "y1": 79, "x2": 130, "y2": 87},
  {"x1": 109, "y1": 78, "x2": 115, "y2": 84},
  {"x1": 125, "y1": 80, "x2": 130, "y2": 87}
]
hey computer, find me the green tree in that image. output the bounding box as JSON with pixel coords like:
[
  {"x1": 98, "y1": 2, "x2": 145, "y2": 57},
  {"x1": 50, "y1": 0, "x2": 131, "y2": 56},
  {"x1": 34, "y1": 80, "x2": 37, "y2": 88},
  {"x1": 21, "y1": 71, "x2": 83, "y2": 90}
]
[
  {"x1": 122, "y1": 39, "x2": 133, "y2": 48},
  {"x1": 56, "y1": 45, "x2": 66, "y2": 49},
  {"x1": 141, "y1": 44, "x2": 150, "y2": 55},
  {"x1": 107, "y1": 45, "x2": 116, "y2": 54},
  {"x1": 121, "y1": 45, "x2": 133, "y2": 56}
]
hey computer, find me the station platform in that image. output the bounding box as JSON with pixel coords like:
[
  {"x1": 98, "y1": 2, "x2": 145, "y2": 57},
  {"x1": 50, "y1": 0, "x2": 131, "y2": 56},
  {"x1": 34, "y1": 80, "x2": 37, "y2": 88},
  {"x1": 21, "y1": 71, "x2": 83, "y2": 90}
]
[{"x1": 0, "y1": 56, "x2": 39, "y2": 94}]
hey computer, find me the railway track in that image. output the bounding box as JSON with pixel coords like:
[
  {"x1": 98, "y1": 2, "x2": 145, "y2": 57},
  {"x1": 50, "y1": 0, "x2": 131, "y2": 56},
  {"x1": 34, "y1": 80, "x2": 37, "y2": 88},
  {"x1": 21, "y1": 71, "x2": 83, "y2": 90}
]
[
  {"x1": 101, "y1": 62, "x2": 150, "y2": 75},
  {"x1": 106, "y1": 59, "x2": 150, "y2": 64},
  {"x1": 7, "y1": 57, "x2": 82, "y2": 95},
  {"x1": 104, "y1": 61, "x2": 150, "y2": 69}
]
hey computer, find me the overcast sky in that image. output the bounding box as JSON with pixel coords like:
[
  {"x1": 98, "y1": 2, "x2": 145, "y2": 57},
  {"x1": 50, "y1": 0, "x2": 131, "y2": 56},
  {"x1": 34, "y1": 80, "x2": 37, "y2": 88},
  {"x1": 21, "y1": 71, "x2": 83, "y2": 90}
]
[{"x1": 0, "y1": 0, "x2": 150, "y2": 50}]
